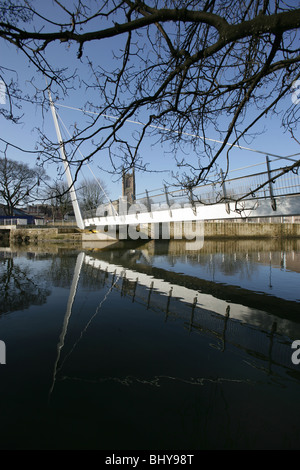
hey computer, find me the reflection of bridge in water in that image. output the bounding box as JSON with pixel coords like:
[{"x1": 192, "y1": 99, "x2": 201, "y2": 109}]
[{"x1": 50, "y1": 248, "x2": 300, "y2": 396}]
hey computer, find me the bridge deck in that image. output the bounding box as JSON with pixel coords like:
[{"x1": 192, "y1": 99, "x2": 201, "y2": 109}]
[{"x1": 83, "y1": 194, "x2": 300, "y2": 229}]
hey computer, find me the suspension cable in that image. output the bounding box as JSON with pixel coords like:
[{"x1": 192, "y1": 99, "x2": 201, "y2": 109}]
[
  {"x1": 55, "y1": 102, "x2": 300, "y2": 164},
  {"x1": 56, "y1": 111, "x2": 118, "y2": 215}
]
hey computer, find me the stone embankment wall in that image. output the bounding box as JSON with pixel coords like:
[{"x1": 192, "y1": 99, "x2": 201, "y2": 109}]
[
  {"x1": 201, "y1": 222, "x2": 300, "y2": 239},
  {"x1": 7, "y1": 227, "x2": 82, "y2": 244},
  {"x1": 142, "y1": 221, "x2": 300, "y2": 239},
  {"x1": 1, "y1": 222, "x2": 300, "y2": 244}
]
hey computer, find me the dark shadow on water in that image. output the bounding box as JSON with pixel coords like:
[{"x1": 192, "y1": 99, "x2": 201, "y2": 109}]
[{"x1": 0, "y1": 239, "x2": 300, "y2": 450}]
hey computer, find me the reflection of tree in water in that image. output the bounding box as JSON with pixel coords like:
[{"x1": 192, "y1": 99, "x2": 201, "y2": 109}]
[
  {"x1": 0, "y1": 258, "x2": 51, "y2": 314},
  {"x1": 49, "y1": 254, "x2": 78, "y2": 288},
  {"x1": 164, "y1": 252, "x2": 258, "y2": 280},
  {"x1": 209, "y1": 253, "x2": 257, "y2": 280},
  {"x1": 49, "y1": 253, "x2": 105, "y2": 291}
]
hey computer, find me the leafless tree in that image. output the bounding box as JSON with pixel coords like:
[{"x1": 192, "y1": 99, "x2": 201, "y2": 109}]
[
  {"x1": 78, "y1": 178, "x2": 108, "y2": 215},
  {"x1": 44, "y1": 180, "x2": 73, "y2": 221},
  {"x1": 0, "y1": 0, "x2": 299, "y2": 201},
  {"x1": 0, "y1": 151, "x2": 48, "y2": 215}
]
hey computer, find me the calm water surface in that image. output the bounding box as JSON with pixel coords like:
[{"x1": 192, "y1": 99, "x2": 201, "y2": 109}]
[{"x1": 0, "y1": 239, "x2": 300, "y2": 450}]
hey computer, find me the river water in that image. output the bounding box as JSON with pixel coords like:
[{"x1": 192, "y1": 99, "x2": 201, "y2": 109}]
[{"x1": 0, "y1": 238, "x2": 300, "y2": 450}]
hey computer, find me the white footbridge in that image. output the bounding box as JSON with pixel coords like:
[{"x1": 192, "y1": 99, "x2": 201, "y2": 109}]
[{"x1": 48, "y1": 90, "x2": 300, "y2": 234}]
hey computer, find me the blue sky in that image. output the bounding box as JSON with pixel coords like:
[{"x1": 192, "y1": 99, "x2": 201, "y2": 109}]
[{"x1": 0, "y1": 1, "x2": 299, "y2": 202}]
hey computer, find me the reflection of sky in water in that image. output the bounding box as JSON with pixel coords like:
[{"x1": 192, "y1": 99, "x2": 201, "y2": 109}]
[{"x1": 151, "y1": 254, "x2": 300, "y2": 302}]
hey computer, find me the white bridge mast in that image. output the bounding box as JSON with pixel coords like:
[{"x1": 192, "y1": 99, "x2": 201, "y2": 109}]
[{"x1": 47, "y1": 86, "x2": 85, "y2": 230}]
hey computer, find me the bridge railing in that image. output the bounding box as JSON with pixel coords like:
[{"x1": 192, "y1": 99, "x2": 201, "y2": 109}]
[
  {"x1": 133, "y1": 166, "x2": 300, "y2": 211},
  {"x1": 81, "y1": 164, "x2": 300, "y2": 220}
]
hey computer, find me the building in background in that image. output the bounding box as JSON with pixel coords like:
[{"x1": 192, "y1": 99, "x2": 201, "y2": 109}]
[{"x1": 122, "y1": 168, "x2": 136, "y2": 204}]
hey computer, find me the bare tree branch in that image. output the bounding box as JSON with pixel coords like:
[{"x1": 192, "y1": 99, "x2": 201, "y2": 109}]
[{"x1": 0, "y1": 0, "x2": 299, "y2": 198}]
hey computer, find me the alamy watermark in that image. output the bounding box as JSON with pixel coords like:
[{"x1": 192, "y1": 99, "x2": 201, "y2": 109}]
[
  {"x1": 291, "y1": 80, "x2": 300, "y2": 105},
  {"x1": 291, "y1": 340, "x2": 300, "y2": 365},
  {"x1": 0, "y1": 80, "x2": 6, "y2": 105},
  {"x1": 95, "y1": 197, "x2": 204, "y2": 250},
  {"x1": 0, "y1": 340, "x2": 6, "y2": 365}
]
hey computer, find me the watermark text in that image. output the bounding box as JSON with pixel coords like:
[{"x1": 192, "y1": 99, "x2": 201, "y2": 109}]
[
  {"x1": 0, "y1": 340, "x2": 6, "y2": 365},
  {"x1": 0, "y1": 80, "x2": 6, "y2": 105},
  {"x1": 291, "y1": 340, "x2": 300, "y2": 365},
  {"x1": 291, "y1": 80, "x2": 300, "y2": 105},
  {"x1": 96, "y1": 197, "x2": 204, "y2": 251}
]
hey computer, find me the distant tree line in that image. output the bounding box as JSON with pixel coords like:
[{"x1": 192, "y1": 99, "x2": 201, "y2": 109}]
[{"x1": 0, "y1": 153, "x2": 108, "y2": 219}]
